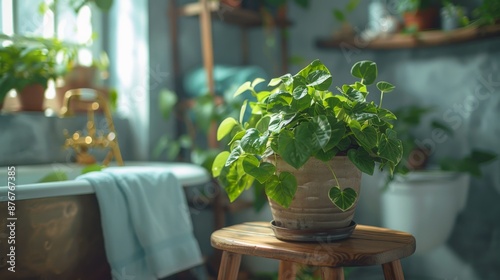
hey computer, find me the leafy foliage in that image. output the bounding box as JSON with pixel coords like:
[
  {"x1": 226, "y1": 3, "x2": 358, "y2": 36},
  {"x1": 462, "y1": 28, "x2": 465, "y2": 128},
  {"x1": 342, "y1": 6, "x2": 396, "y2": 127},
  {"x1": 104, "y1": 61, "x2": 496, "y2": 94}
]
[
  {"x1": 473, "y1": 0, "x2": 500, "y2": 25},
  {"x1": 213, "y1": 60, "x2": 403, "y2": 210},
  {"x1": 390, "y1": 105, "x2": 497, "y2": 178},
  {"x1": 0, "y1": 34, "x2": 77, "y2": 102}
]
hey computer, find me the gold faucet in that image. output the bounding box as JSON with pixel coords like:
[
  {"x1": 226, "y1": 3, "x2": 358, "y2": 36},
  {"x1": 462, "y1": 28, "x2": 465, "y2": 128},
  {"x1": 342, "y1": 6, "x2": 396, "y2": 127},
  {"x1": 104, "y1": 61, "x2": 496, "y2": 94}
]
[{"x1": 60, "y1": 88, "x2": 124, "y2": 166}]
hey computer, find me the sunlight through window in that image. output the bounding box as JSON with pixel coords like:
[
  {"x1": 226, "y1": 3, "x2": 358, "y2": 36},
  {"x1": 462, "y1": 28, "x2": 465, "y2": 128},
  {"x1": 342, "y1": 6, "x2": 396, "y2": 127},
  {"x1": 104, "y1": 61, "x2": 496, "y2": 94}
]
[{"x1": 1, "y1": 0, "x2": 13, "y2": 35}]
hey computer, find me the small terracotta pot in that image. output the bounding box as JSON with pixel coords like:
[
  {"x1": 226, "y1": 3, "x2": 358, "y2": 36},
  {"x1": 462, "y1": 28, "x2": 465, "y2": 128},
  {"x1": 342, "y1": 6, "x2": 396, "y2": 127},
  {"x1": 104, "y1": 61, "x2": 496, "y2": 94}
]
[
  {"x1": 266, "y1": 156, "x2": 362, "y2": 230},
  {"x1": 403, "y1": 7, "x2": 440, "y2": 31},
  {"x1": 18, "y1": 84, "x2": 46, "y2": 111}
]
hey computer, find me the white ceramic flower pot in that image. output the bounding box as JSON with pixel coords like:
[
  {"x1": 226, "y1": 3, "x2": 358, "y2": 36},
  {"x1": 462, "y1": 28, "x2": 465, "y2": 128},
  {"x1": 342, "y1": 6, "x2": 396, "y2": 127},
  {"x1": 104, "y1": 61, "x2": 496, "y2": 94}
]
[{"x1": 381, "y1": 171, "x2": 470, "y2": 254}]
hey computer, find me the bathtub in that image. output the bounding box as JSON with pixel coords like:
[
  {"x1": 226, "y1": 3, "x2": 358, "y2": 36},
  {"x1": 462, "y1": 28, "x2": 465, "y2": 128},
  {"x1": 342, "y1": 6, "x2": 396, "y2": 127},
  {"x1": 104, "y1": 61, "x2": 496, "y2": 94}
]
[{"x1": 0, "y1": 162, "x2": 210, "y2": 279}]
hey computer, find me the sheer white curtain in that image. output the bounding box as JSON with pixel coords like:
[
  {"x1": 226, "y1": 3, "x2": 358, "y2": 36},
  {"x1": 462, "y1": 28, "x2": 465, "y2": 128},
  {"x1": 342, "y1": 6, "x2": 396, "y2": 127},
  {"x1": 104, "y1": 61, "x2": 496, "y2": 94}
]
[{"x1": 107, "y1": 0, "x2": 149, "y2": 160}]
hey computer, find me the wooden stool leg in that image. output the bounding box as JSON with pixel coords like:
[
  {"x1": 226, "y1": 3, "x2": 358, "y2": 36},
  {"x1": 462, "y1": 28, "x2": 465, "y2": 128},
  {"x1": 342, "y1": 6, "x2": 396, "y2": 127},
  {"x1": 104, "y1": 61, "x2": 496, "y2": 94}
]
[
  {"x1": 321, "y1": 267, "x2": 344, "y2": 280},
  {"x1": 278, "y1": 261, "x2": 296, "y2": 280},
  {"x1": 217, "y1": 251, "x2": 242, "y2": 280},
  {"x1": 382, "y1": 260, "x2": 405, "y2": 280}
]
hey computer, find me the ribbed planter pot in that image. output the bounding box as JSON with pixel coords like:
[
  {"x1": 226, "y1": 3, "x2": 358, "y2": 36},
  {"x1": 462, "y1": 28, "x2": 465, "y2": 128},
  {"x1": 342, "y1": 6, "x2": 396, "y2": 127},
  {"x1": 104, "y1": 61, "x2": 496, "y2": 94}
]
[
  {"x1": 18, "y1": 84, "x2": 46, "y2": 111},
  {"x1": 267, "y1": 156, "x2": 362, "y2": 231}
]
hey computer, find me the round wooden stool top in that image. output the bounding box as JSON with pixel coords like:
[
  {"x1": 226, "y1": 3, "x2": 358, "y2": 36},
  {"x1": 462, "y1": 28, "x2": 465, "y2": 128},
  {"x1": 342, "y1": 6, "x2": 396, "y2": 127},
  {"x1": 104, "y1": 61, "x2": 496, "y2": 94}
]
[{"x1": 211, "y1": 221, "x2": 416, "y2": 268}]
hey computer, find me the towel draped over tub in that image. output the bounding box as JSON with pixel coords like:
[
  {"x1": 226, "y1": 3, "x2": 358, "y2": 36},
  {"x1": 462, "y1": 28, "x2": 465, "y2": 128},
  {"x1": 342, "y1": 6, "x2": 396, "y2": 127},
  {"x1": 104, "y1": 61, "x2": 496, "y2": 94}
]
[{"x1": 78, "y1": 167, "x2": 203, "y2": 280}]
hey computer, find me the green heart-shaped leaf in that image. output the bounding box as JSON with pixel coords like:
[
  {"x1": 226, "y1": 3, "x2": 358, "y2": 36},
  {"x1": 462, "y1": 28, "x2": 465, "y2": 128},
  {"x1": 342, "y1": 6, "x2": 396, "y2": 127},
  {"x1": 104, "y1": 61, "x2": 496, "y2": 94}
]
[
  {"x1": 324, "y1": 116, "x2": 345, "y2": 150},
  {"x1": 225, "y1": 143, "x2": 244, "y2": 167},
  {"x1": 265, "y1": 172, "x2": 297, "y2": 208},
  {"x1": 217, "y1": 117, "x2": 238, "y2": 141},
  {"x1": 376, "y1": 81, "x2": 395, "y2": 93},
  {"x1": 292, "y1": 84, "x2": 309, "y2": 99},
  {"x1": 350, "y1": 121, "x2": 378, "y2": 150},
  {"x1": 266, "y1": 91, "x2": 292, "y2": 113},
  {"x1": 347, "y1": 148, "x2": 375, "y2": 175},
  {"x1": 233, "y1": 81, "x2": 252, "y2": 97},
  {"x1": 378, "y1": 108, "x2": 397, "y2": 122},
  {"x1": 343, "y1": 87, "x2": 365, "y2": 102},
  {"x1": 278, "y1": 129, "x2": 312, "y2": 169},
  {"x1": 311, "y1": 115, "x2": 332, "y2": 150},
  {"x1": 291, "y1": 93, "x2": 312, "y2": 112},
  {"x1": 251, "y1": 77, "x2": 266, "y2": 88},
  {"x1": 307, "y1": 69, "x2": 332, "y2": 91},
  {"x1": 351, "y1": 61, "x2": 377, "y2": 85},
  {"x1": 212, "y1": 151, "x2": 230, "y2": 177},
  {"x1": 328, "y1": 186, "x2": 357, "y2": 211},
  {"x1": 219, "y1": 158, "x2": 254, "y2": 202},
  {"x1": 378, "y1": 135, "x2": 403, "y2": 164},
  {"x1": 242, "y1": 158, "x2": 276, "y2": 184},
  {"x1": 296, "y1": 60, "x2": 332, "y2": 90},
  {"x1": 256, "y1": 115, "x2": 270, "y2": 133},
  {"x1": 240, "y1": 129, "x2": 269, "y2": 155}
]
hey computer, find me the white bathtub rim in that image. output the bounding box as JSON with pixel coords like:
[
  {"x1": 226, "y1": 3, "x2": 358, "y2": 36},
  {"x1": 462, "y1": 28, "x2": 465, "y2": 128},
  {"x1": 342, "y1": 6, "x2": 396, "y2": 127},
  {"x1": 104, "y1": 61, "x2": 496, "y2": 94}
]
[
  {"x1": 0, "y1": 162, "x2": 211, "y2": 201},
  {"x1": 0, "y1": 180, "x2": 94, "y2": 201}
]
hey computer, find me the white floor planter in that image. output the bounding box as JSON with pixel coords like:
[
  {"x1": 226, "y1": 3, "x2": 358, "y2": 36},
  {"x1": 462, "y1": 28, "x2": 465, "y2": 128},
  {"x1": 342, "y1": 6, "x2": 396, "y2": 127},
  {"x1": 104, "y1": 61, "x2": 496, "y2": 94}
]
[{"x1": 381, "y1": 171, "x2": 470, "y2": 254}]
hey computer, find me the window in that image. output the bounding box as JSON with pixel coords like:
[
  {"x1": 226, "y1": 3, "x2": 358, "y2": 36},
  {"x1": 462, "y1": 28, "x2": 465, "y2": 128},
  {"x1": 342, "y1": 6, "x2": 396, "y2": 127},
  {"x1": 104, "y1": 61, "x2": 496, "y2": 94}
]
[{"x1": 1, "y1": 0, "x2": 103, "y2": 112}]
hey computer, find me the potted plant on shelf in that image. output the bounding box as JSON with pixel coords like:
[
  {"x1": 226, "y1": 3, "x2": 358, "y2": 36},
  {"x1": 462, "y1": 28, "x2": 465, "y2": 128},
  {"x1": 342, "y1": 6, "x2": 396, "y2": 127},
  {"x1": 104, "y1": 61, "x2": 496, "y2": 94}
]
[
  {"x1": 397, "y1": 0, "x2": 441, "y2": 31},
  {"x1": 0, "y1": 35, "x2": 75, "y2": 111},
  {"x1": 212, "y1": 59, "x2": 403, "y2": 240}
]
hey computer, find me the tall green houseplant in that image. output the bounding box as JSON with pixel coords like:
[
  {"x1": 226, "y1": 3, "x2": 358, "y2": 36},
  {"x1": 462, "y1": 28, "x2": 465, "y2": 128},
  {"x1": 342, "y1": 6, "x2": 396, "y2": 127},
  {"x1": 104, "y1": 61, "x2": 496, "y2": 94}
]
[{"x1": 212, "y1": 60, "x2": 403, "y2": 211}]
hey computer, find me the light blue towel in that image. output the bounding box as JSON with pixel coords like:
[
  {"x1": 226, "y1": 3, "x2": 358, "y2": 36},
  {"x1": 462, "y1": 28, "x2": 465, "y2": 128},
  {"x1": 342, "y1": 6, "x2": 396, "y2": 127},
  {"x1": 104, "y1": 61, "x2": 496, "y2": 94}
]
[{"x1": 78, "y1": 167, "x2": 203, "y2": 280}]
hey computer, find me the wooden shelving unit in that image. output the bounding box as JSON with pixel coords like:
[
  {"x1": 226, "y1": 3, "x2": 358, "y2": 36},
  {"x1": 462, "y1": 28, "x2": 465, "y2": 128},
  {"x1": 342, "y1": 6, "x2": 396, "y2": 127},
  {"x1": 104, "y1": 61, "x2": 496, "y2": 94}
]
[
  {"x1": 168, "y1": 0, "x2": 290, "y2": 145},
  {"x1": 179, "y1": 1, "x2": 261, "y2": 26},
  {"x1": 169, "y1": 0, "x2": 290, "y2": 94},
  {"x1": 178, "y1": 1, "x2": 292, "y2": 27},
  {"x1": 167, "y1": 0, "x2": 290, "y2": 233},
  {"x1": 316, "y1": 24, "x2": 500, "y2": 50}
]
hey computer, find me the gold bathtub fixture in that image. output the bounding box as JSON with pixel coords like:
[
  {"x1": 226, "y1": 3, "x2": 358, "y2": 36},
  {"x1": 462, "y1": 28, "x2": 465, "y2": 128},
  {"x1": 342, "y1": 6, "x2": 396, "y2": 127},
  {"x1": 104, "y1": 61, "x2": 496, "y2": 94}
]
[{"x1": 60, "y1": 88, "x2": 123, "y2": 166}]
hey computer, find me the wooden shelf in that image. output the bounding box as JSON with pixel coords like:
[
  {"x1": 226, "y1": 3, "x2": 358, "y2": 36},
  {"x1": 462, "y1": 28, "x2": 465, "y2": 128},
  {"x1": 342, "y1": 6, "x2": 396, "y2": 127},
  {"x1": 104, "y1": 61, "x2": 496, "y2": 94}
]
[
  {"x1": 316, "y1": 24, "x2": 500, "y2": 50},
  {"x1": 178, "y1": 1, "x2": 290, "y2": 28}
]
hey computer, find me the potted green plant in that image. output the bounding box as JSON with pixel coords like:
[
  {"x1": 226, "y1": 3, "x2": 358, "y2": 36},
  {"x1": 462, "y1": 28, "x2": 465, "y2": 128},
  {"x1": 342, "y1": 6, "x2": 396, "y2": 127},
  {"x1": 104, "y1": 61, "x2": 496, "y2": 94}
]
[
  {"x1": 212, "y1": 59, "x2": 403, "y2": 239},
  {"x1": 397, "y1": 0, "x2": 441, "y2": 31},
  {"x1": 0, "y1": 35, "x2": 75, "y2": 111}
]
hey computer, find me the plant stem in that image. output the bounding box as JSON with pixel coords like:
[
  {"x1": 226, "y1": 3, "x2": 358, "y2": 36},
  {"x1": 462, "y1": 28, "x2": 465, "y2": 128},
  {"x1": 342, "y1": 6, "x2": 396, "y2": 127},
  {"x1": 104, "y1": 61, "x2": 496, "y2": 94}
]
[
  {"x1": 326, "y1": 162, "x2": 341, "y2": 188},
  {"x1": 379, "y1": 91, "x2": 385, "y2": 108},
  {"x1": 274, "y1": 153, "x2": 278, "y2": 174}
]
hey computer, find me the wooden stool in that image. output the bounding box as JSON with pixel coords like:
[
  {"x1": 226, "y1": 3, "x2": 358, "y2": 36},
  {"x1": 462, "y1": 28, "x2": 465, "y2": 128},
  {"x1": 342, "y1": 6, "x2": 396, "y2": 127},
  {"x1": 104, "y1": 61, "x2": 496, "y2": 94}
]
[{"x1": 211, "y1": 222, "x2": 416, "y2": 280}]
